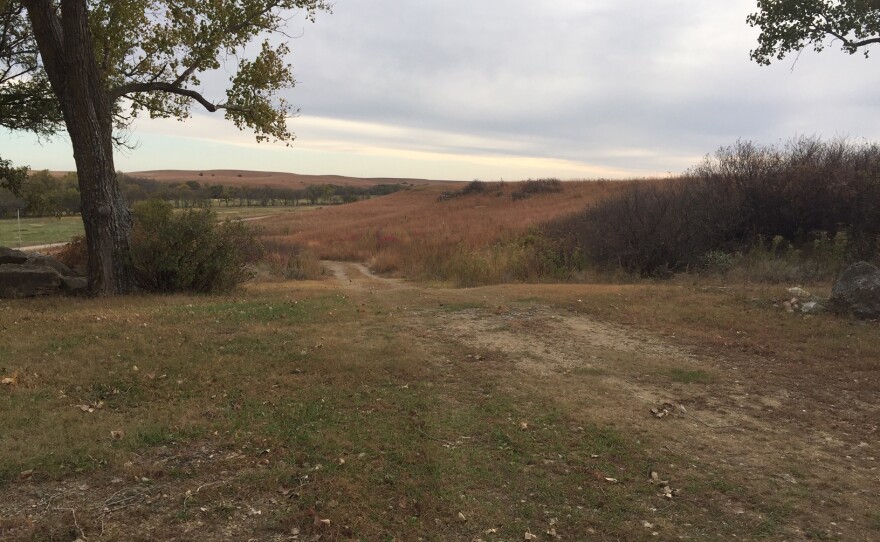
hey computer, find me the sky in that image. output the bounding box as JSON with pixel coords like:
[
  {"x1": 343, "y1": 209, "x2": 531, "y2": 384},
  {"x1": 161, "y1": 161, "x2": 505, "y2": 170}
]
[{"x1": 2, "y1": 0, "x2": 880, "y2": 181}]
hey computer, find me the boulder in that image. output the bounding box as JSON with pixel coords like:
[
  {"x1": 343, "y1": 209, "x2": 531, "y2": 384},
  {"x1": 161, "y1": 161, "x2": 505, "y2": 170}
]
[
  {"x1": 0, "y1": 264, "x2": 63, "y2": 298},
  {"x1": 830, "y1": 261, "x2": 880, "y2": 319},
  {"x1": 0, "y1": 247, "x2": 29, "y2": 265},
  {"x1": 0, "y1": 246, "x2": 86, "y2": 298}
]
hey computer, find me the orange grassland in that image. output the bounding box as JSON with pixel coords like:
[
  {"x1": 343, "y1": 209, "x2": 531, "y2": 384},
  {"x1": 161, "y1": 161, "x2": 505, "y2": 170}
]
[{"x1": 258, "y1": 180, "x2": 630, "y2": 283}]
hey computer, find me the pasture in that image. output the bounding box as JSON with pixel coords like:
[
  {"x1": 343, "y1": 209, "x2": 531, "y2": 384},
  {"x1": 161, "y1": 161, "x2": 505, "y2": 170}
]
[{"x1": 1, "y1": 176, "x2": 878, "y2": 541}]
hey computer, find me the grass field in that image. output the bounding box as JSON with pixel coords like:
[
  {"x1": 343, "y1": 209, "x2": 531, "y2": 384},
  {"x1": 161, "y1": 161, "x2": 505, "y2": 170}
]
[
  {"x1": 260, "y1": 180, "x2": 630, "y2": 284},
  {"x1": 0, "y1": 216, "x2": 84, "y2": 248},
  {"x1": 2, "y1": 176, "x2": 877, "y2": 540},
  {"x1": 0, "y1": 207, "x2": 304, "y2": 248},
  {"x1": 1, "y1": 265, "x2": 877, "y2": 541}
]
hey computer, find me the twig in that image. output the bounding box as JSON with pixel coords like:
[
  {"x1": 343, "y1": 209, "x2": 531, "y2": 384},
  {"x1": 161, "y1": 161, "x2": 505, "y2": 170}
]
[{"x1": 55, "y1": 508, "x2": 85, "y2": 540}]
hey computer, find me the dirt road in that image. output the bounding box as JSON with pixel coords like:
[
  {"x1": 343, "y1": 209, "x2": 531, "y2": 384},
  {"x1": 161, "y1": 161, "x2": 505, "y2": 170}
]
[{"x1": 323, "y1": 260, "x2": 880, "y2": 541}]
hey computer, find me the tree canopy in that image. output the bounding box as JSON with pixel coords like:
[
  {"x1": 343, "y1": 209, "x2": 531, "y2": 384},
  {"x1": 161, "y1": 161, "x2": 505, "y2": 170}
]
[
  {"x1": 748, "y1": 0, "x2": 880, "y2": 64},
  {"x1": 0, "y1": 0, "x2": 329, "y2": 294}
]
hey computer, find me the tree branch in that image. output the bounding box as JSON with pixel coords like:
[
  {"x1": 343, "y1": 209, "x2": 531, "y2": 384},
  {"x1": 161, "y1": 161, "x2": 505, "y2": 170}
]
[{"x1": 111, "y1": 81, "x2": 249, "y2": 114}]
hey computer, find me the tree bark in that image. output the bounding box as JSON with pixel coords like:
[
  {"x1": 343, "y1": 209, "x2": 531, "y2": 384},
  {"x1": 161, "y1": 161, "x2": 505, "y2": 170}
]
[{"x1": 24, "y1": 0, "x2": 134, "y2": 295}]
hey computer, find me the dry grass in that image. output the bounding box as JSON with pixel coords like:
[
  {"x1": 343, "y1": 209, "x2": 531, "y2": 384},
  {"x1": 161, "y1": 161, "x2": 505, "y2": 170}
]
[
  {"x1": 126, "y1": 169, "x2": 444, "y2": 189},
  {"x1": 2, "y1": 269, "x2": 877, "y2": 541},
  {"x1": 259, "y1": 180, "x2": 627, "y2": 284}
]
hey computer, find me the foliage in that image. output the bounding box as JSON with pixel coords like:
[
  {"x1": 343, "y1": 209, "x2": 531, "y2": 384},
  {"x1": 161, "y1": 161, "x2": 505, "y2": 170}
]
[
  {"x1": 129, "y1": 200, "x2": 263, "y2": 293},
  {"x1": 438, "y1": 180, "x2": 495, "y2": 201},
  {"x1": 55, "y1": 234, "x2": 88, "y2": 273},
  {"x1": 511, "y1": 178, "x2": 563, "y2": 201},
  {"x1": 545, "y1": 137, "x2": 880, "y2": 277},
  {"x1": 0, "y1": 156, "x2": 28, "y2": 197},
  {"x1": 748, "y1": 0, "x2": 880, "y2": 64},
  {"x1": 0, "y1": 1, "x2": 63, "y2": 135}
]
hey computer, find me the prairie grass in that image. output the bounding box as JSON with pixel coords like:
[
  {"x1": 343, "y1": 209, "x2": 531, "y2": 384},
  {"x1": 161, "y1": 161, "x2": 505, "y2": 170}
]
[{"x1": 259, "y1": 180, "x2": 627, "y2": 285}]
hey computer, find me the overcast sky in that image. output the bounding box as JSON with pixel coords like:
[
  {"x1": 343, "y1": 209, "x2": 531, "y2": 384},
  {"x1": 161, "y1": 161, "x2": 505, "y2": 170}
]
[{"x1": 3, "y1": 0, "x2": 880, "y2": 180}]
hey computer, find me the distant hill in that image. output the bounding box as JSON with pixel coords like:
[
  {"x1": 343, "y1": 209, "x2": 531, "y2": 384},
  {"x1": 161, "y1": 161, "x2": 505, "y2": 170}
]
[{"x1": 126, "y1": 169, "x2": 454, "y2": 189}]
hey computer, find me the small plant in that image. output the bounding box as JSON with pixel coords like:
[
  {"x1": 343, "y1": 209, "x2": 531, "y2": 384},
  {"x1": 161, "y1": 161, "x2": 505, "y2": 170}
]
[
  {"x1": 701, "y1": 250, "x2": 738, "y2": 273},
  {"x1": 130, "y1": 199, "x2": 263, "y2": 293}
]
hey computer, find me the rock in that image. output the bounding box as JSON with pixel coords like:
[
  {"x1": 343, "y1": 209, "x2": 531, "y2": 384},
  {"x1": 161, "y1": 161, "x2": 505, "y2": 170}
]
[
  {"x1": 60, "y1": 275, "x2": 88, "y2": 294},
  {"x1": 0, "y1": 246, "x2": 85, "y2": 298},
  {"x1": 0, "y1": 247, "x2": 28, "y2": 265},
  {"x1": 800, "y1": 301, "x2": 826, "y2": 314},
  {"x1": 26, "y1": 254, "x2": 77, "y2": 277},
  {"x1": 787, "y1": 287, "x2": 812, "y2": 299},
  {"x1": 830, "y1": 262, "x2": 880, "y2": 319},
  {"x1": 0, "y1": 264, "x2": 63, "y2": 298}
]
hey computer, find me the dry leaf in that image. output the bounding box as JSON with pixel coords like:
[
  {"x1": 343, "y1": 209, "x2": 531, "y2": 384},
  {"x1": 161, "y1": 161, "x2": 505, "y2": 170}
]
[
  {"x1": 525, "y1": 532, "x2": 538, "y2": 540},
  {"x1": 110, "y1": 430, "x2": 125, "y2": 440},
  {"x1": 604, "y1": 477, "x2": 619, "y2": 484},
  {"x1": 18, "y1": 469, "x2": 33, "y2": 480},
  {"x1": 458, "y1": 512, "x2": 467, "y2": 522}
]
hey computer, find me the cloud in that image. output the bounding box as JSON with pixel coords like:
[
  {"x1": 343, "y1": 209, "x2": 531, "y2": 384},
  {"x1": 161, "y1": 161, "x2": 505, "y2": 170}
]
[{"x1": 3, "y1": 0, "x2": 880, "y2": 179}]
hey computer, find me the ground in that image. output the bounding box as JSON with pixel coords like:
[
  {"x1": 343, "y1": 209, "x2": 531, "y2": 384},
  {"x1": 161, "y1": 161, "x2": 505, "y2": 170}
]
[{"x1": 1, "y1": 263, "x2": 878, "y2": 541}]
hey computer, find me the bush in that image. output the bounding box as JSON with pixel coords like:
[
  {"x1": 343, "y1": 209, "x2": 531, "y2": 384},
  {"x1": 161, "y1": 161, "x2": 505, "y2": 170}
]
[
  {"x1": 55, "y1": 235, "x2": 88, "y2": 273},
  {"x1": 545, "y1": 137, "x2": 880, "y2": 277},
  {"x1": 130, "y1": 200, "x2": 262, "y2": 293},
  {"x1": 511, "y1": 178, "x2": 563, "y2": 201}
]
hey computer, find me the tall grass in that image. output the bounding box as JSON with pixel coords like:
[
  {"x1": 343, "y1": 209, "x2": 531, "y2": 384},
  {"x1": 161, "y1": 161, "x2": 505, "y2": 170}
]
[{"x1": 259, "y1": 180, "x2": 626, "y2": 285}]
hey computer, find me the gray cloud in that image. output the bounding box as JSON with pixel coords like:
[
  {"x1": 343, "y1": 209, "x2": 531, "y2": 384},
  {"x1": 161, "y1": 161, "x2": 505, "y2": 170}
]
[{"x1": 271, "y1": 0, "x2": 880, "y2": 174}]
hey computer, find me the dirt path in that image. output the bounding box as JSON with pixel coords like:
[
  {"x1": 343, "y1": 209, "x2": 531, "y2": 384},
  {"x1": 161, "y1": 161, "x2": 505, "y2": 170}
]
[{"x1": 323, "y1": 261, "x2": 880, "y2": 541}]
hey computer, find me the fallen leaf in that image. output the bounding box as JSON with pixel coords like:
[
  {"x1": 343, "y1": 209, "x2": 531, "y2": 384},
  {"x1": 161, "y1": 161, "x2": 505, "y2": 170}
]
[
  {"x1": 525, "y1": 531, "x2": 538, "y2": 540},
  {"x1": 605, "y1": 477, "x2": 619, "y2": 484},
  {"x1": 458, "y1": 512, "x2": 467, "y2": 522},
  {"x1": 110, "y1": 430, "x2": 125, "y2": 440},
  {"x1": 18, "y1": 469, "x2": 33, "y2": 480}
]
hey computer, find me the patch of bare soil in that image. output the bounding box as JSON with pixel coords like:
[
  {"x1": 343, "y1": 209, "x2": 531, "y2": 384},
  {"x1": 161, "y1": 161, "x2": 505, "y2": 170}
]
[{"x1": 315, "y1": 266, "x2": 875, "y2": 541}]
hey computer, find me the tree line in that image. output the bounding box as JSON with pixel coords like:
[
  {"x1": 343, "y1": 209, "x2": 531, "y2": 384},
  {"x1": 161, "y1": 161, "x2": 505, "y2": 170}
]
[{"x1": 0, "y1": 170, "x2": 405, "y2": 218}]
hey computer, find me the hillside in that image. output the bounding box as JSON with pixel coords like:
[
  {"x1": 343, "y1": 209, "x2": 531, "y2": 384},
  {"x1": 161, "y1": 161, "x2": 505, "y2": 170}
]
[
  {"x1": 258, "y1": 179, "x2": 630, "y2": 282},
  {"x1": 126, "y1": 169, "x2": 449, "y2": 189}
]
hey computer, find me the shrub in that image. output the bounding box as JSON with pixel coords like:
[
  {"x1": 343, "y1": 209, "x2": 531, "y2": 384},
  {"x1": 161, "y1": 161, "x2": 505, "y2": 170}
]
[
  {"x1": 438, "y1": 180, "x2": 493, "y2": 201},
  {"x1": 545, "y1": 137, "x2": 880, "y2": 277},
  {"x1": 130, "y1": 200, "x2": 262, "y2": 293},
  {"x1": 511, "y1": 178, "x2": 563, "y2": 201},
  {"x1": 55, "y1": 235, "x2": 88, "y2": 273}
]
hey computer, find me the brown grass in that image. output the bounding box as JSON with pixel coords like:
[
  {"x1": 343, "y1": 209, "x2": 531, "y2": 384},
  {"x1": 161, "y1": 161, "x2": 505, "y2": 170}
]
[
  {"x1": 259, "y1": 180, "x2": 629, "y2": 284},
  {"x1": 126, "y1": 169, "x2": 447, "y2": 189}
]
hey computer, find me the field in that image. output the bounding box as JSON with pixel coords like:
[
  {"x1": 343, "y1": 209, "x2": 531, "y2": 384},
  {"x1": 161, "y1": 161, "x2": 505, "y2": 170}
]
[
  {"x1": 1, "y1": 177, "x2": 878, "y2": 541},
  {"x1": 0, "y1": 207, "x2": 303, "y2": 249},
  {"x1": 260, "y1": 180, "x2": 629, "y2": 284},
  {"x1": 127, "y1": 170, "x2": 445, "y2": 189},
  {"x1": 0, "y1": 216, "x2": 84, "y2": 248}
]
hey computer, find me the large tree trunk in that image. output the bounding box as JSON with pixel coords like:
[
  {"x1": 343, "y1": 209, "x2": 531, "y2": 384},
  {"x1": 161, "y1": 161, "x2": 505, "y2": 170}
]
[{"x1": 24, "y1": 0, "x2": 134, "y2": 295}]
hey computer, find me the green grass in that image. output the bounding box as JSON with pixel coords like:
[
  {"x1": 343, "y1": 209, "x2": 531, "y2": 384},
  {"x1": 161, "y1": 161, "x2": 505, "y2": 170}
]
[
  {"x1": 0, "y1": 216, "x2": 84, "y2": 247},
  {"x1": 669, "y1": 368, "x2": 713, "y2": 384},
  {"x1": 0, "y1": 206, "x2": 304, "y2": 248},
  {"x1": 2, "y1": 279, "x2": 877, "y2": 540}
]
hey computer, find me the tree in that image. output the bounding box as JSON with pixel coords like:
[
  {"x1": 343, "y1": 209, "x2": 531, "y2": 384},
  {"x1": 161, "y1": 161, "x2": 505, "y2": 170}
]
[
  {"x1": 748, "y1": 0, "x2": 880, "y2": 65},
  {"x1": 1, "y1": 0, "x2": 328, "y2": 295}
]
